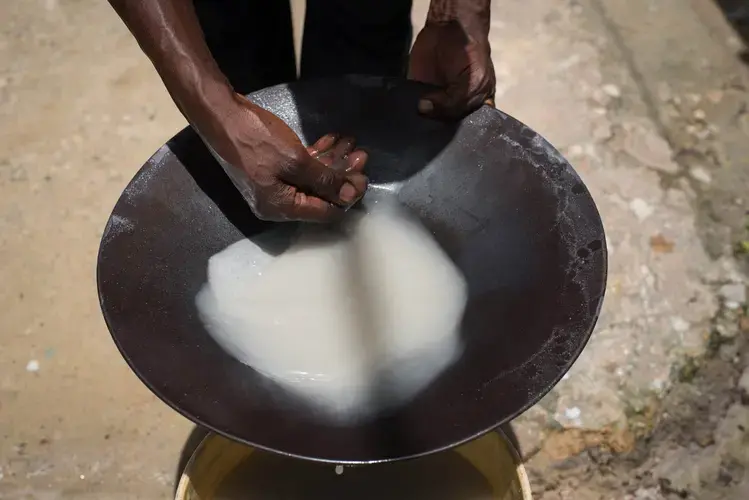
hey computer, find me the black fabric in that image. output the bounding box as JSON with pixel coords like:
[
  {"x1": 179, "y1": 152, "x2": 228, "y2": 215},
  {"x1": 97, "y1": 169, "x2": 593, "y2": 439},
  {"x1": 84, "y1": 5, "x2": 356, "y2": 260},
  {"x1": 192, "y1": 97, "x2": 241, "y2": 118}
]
[
  {"x1": 301, "y1": 0, "x2": 413, "y2": 79},
  {"x1": 193, "y1": 0, "x2": 413, "y2": 93},
  {"x1": 193, "y1": 0, "x2": 297, "y2": 94}
]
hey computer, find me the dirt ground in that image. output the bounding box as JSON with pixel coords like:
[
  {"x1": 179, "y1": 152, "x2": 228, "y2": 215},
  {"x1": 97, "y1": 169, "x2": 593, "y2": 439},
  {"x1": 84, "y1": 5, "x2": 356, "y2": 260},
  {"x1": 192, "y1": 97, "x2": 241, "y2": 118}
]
[{"x1": 1, "y1": 0, "x2": 748, "y2": 499}]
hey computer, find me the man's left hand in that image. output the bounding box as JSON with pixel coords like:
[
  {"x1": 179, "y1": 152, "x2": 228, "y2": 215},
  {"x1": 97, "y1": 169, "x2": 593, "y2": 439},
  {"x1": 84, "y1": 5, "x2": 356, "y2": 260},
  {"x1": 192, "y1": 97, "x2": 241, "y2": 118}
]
[{"x1": 409, "y1": 18, "x2": 496, "y2": 120}]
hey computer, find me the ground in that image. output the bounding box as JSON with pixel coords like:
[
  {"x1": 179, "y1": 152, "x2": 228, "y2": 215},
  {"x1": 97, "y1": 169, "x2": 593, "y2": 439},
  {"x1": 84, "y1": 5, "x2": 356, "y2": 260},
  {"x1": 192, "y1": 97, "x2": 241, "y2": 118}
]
[{"x1": 0, "y1": 0, "x2": 748, "y2": 499}]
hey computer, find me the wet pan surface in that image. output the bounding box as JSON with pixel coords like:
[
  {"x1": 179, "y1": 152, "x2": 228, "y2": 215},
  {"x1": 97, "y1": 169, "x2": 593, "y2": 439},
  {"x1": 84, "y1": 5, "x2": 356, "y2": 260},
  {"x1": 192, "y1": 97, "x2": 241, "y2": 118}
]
[{"x1": 97, "y1": 76, "x2": 607, "y2": 463}]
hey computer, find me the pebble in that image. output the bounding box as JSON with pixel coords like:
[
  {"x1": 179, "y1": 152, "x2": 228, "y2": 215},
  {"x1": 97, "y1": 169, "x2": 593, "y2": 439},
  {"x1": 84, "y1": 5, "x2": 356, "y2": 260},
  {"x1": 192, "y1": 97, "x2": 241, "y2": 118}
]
[
  {"x1": 602, "y1": 83, "x2": 621, "y2": 98},
  {"x1": 727, "y1": 35, "x2": 742, "y2": 50},
  {"x1": 657, "y1": 82, "x2": 672, "y2": 102},
  {"x1": 738, "y1": 366, "x2": 749, "y2": 394},
  {"x1": 567, "y1": 144, "x2": 584, "y2": 157},
  {"x1": 719, "y1": 283, "x2": 746, "y2": 305},
  {"x1": 693, "y1": 109, "x2": 706, "y2": 121},
  {"x1": 715, "y1": 321, "x2": 737, "y2": 339},
  {"x1": 670, "y1": 316, "x2": 690, "y2": 332},
  {"x1": 689, "y1": 166, "x2": 712, "y2": 184},
  {"x1": 26, "y1": 360, "x2": 40, "y2": 372},
  {"x1": 625, "y1": 488, "x2": 661, "y2": 500},
  {"x1": 592, "y1": 123, "x2": 612, "y2": 141},
  {"x1": 630, "y1": 198, "x2": 654, "y2": 221},
  {"x1": 557, "y1": 406, "x2": 583, "y2": 428},
  {"x1": 706, "y1": 89, "x2": 723, "y2": 104},
  {"x1": 695, "y1": 128, "x2": 711, "y2": 140},
  {"x1": 564, "y1": 407, "x2": 582, "y2": 419},
  {"x1": 623, "y1": 125, "x2": 676, "y2": 173},
  {"x1": 650, "y1": 378, "x2": 666, "y2": 391}
]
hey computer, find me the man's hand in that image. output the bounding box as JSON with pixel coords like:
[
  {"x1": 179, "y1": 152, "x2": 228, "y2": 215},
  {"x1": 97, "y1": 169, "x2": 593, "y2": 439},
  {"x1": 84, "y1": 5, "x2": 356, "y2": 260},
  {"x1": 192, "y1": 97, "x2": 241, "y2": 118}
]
[
  {"x1": 107, "y1": 0, "x2": 367, "y2": 223},
  {"x1": 409, "y1": 0, "x2": 496, "y2": 119},
  {"x1": 207, "y1": 94, "x2": 368, "y2": 222}
]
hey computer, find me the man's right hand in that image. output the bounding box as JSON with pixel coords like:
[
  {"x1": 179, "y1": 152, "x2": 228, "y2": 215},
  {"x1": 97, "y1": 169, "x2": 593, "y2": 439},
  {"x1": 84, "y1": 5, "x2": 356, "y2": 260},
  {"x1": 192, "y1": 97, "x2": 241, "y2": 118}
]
[
  {"x1": 204, "y1": 94, "x2": 369, "y2": 222},
  {"x1": 107, "y1": 0, "x2": 368, "y2": 223}
]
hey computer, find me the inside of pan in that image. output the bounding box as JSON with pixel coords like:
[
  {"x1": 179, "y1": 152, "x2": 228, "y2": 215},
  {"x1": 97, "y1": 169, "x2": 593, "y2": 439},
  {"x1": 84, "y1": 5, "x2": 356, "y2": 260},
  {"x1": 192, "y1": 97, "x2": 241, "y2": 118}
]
[{"x1": 97, "y1": 76, "x2": 606, "y2": 462}]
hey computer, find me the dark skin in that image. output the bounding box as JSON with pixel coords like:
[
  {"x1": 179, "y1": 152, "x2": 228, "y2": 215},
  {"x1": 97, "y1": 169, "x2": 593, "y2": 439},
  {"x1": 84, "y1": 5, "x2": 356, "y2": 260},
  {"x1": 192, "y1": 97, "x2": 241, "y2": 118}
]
[
  {"x1": 410, "y1": 0, "x2": 495, "y2": 117},
  {"x1": 108, "y1": 0, "x2": 495, "y2": 222}
]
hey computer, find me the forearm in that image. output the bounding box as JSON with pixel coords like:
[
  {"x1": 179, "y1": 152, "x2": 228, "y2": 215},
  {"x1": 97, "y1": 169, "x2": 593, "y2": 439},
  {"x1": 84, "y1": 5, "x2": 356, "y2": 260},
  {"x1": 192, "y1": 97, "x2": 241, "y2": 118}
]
[
  {"x1": 107, "y1": 0, "x2": 235, "y2": 128},
  {"x1": 426, "y1": 0, "x2": 491, "y2": 35}
]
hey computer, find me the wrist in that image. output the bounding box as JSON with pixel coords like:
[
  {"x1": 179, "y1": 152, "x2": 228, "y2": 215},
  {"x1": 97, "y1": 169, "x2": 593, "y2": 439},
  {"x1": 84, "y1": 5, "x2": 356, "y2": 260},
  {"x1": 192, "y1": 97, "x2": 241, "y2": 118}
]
[
  {"x1": 426, "y1": 1, "x2": 490, "y2": 37},
  {"x1": 188, "y1": 89, "x2": 249, "y2": 163},
  {"x1": 173, "y1": 78, "x2": 248, "y2": 152},
  {"x1": 154, "y1": 50, "x2": 237, "y2": 123},
  {"x1": 190, "y1": 79, "x2": 240, "y2": 130},
  {"x1": 174, "y1": 74, "x2": 237, "y2": 125}
]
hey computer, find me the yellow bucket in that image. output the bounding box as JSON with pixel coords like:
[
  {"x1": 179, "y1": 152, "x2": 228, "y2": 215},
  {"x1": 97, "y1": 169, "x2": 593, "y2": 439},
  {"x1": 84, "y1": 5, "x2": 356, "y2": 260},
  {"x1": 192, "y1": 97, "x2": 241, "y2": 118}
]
[{"x1": 175, "y1": 430, "x2": 532, "y2": 500}]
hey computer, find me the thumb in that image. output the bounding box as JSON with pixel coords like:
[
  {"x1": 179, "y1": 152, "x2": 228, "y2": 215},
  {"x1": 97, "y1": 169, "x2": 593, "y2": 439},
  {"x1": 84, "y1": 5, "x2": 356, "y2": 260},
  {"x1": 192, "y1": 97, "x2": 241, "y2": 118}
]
[
  {"x1": 281, "y1": 155, "x2": 367, "y2": 207},
  {"x1": 419, "y1": 83, "x2": 490, "y2": 120},
  {"x1": 418, "y1": 85, "x2": 467, "y2": 120}
]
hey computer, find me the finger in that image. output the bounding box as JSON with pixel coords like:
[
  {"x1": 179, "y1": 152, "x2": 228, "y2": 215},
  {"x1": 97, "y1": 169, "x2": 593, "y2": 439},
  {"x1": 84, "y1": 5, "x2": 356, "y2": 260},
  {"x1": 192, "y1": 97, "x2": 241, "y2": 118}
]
[
  {"x1": 281, "y1": 155, "x2": 368, "y2": 206},
  {"x1": 316, "y1": 153, "x2": 334, "y2": 167},
  {"x1": 253, "y1": 185, "x2": 345, "y2": 223},
  {"x1": 315, "y1": 136, "x2": 357, "y2": 168},
  {"x1": 419, "y1": 89, "x2": 492, "y2": 119},
  {"x1": 346, "y1": 150, "x2": 368, "y2": 173},
  {"x1": 306, "y1": 133, "x2": 339, "y2": 157},
  {"x1": 418, "y1": 83, "x2": 468, "y2": 119},
  {"x1": 287, "y1": 191, "x2": 346, "y2": 223},
  {"x1": 408, "y1": 63, "x2": 436, "y2": 85},
  {"x1": 330, "y1": 136, "x2": 356, "y2": 160},
  {"x1": 418, "y1": 57, "x2": 495, "y2": 119},
  {"x1": 345, "y1": 171, "x2": 368, "y2": 198}
]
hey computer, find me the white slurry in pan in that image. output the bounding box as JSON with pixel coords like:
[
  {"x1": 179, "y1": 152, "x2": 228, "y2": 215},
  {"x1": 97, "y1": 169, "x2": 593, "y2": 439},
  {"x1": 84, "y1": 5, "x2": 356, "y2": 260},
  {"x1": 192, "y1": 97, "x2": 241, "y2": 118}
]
[{"x1": 196, "y1": 201, "x2": 467, "y2": 422}]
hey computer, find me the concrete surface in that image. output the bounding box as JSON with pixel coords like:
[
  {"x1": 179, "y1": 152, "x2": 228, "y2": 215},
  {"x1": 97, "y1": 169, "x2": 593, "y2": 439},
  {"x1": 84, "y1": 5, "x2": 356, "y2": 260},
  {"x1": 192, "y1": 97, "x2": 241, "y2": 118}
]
[{"x1": 1, "y1": 0, "x2": 748, "y2": 499}]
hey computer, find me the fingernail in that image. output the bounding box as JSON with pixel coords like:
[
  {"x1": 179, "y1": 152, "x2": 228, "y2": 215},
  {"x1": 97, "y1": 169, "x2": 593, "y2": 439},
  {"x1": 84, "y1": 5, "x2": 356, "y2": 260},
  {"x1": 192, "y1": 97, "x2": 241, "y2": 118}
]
[
  {"x1": 418, "y1": 99, "x2": 434, "y2": 114},
  {"x1": 346, "y1": 155, "x2": 362, "y2": 172},
  {"x1": 339, "y1": 182, "x2": 357, "y2": 204}
]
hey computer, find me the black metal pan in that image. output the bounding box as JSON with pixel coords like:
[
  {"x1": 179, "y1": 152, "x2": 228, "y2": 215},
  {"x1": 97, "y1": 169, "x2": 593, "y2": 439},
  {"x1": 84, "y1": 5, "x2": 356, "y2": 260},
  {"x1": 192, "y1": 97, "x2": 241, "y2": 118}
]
[{"x1": 97, "y1": 76, "x2": 606, "y2": 464}]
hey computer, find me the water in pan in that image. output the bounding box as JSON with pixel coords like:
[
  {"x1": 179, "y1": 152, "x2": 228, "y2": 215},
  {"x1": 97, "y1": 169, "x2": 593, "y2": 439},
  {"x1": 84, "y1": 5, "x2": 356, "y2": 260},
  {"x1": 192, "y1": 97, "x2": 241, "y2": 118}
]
[
  {"x1": 214, "y1": 449, "x2": 494, "y2": 499},
  {"x1": 195, "y1": 200, "x2": 467, "y2": 423}
]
